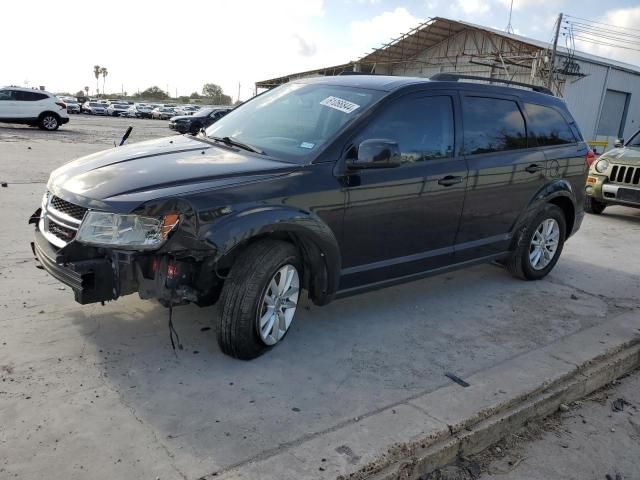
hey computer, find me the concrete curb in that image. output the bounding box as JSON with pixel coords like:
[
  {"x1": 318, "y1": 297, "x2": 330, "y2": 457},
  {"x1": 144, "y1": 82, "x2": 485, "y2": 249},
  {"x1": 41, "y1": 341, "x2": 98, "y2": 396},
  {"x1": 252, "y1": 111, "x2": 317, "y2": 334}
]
[{"x1": 207, "y1": 311, "x2": 640, "y2": 480}]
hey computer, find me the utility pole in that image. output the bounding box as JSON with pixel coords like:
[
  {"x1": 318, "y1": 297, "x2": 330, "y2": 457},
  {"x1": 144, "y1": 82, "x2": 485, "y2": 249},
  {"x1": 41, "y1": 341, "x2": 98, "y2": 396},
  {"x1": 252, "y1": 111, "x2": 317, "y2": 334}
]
[
  {"x1": 237, "y1": 82, "x2": 241, "y2": 103},
  {"x1": 547, "y1": 12, "x2": 563, "y2": 90}
]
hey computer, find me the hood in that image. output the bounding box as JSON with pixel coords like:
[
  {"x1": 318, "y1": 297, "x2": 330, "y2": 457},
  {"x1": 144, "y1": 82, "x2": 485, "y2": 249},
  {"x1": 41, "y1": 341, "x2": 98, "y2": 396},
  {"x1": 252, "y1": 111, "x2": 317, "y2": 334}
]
[
  {"x1": 48, "y1": 135, "x2": 299, "y2": 208},
  {"x1": 601, "y1": 146, "x2": 640, "y2": 165}
]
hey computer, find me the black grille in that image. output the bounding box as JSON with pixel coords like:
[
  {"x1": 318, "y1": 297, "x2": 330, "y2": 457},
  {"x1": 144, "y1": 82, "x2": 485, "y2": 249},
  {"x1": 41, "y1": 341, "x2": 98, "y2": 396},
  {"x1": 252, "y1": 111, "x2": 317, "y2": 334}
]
[
  {"x1": 609, "y1": 165, "x2": 640, "y2": 186},
  {"x1": 50, "y1": 196, "x2": 88, "y2": 220},
  {"x1": 48, "y1": 222, "x2": 77, "y2": 242}
]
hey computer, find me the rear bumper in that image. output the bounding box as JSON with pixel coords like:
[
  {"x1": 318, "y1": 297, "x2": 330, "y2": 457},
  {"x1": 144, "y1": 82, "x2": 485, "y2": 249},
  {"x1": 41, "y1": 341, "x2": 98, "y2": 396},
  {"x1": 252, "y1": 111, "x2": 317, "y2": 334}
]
[{"x1": 31, "y1": 229, "x2": 117, "y2": 304}]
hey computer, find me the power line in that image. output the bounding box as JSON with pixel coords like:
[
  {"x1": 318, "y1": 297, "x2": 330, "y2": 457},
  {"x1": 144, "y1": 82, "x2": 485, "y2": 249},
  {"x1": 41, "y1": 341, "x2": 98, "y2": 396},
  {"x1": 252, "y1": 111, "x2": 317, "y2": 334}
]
[
  {"x1": 565, "y1": 27, "x2": 640, "y2": 46},
  {"x1": 564, "y1": 14, "x2": 640, "y2": 34},
  {"x1": 570, "y1": 34, "x2": 640, "y2": 52},
  {"x1": 565, "y1": 22, "x2": 640, "y2": 42}
]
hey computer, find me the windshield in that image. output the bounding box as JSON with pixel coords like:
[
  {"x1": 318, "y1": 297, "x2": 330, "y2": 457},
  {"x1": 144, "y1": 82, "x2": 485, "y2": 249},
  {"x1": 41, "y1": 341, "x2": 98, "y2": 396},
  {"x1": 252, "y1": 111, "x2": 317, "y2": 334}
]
[
  {"x1": 205, "y1": 82, "x2": 383, "y2": 162},
  {"x1": 627, "y1": 131, "x2": 640, "y2": 147},
  {"x1": 194, "y1": 108, "x2": 214, "y2": 117},
  {"x1": 89, "y1": 103, "x2": 102, "y2": 107}
]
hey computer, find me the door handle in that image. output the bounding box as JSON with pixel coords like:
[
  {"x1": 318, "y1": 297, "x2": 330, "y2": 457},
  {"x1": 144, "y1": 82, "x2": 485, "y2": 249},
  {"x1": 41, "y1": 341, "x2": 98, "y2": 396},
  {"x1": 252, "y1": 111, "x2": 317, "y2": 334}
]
[
  {"x1": 525, "y1": 164, "x2": 544, "y2": 174},
  {"x1": 437, "y1": 175, "x2": 463, "y2": 187}
]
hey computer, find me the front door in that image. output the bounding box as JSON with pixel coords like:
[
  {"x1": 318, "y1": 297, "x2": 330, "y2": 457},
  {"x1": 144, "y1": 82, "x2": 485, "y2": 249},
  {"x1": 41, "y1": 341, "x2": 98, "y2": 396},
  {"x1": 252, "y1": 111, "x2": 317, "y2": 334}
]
[
  {"x1": 339, "y1": 92, "x2": 467, "y2": 291},
  {"x1": 0, "y1": 89, "x2": 17, "y2": 119}
]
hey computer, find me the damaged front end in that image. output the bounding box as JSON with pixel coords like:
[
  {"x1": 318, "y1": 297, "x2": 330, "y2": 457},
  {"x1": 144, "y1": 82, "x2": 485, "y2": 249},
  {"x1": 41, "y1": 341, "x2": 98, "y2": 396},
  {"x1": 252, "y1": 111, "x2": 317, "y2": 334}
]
[{"x1": 29, "y1": 191, "x2": 222, "y2": 307}]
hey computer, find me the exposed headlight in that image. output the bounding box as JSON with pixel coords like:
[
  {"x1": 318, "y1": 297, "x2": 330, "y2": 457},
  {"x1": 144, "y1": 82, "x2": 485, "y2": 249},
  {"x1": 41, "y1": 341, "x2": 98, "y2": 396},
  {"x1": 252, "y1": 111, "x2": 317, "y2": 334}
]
[
  {"x1": 76, "y1": 212, "x2": 179, "y2": 250},
  {"x1": 595, "y1": 159, "x2": 609, "y2": 173}
]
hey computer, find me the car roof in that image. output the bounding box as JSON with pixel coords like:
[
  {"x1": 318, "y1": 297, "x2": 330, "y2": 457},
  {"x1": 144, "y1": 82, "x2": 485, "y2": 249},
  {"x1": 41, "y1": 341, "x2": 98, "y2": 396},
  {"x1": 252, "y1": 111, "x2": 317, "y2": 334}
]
[
  {"x1": 294, "y1": 74, "x2": 560, "y2": 105},
  {"x1": 1, "y1": 86, "x2": 53, "y2": 95}
]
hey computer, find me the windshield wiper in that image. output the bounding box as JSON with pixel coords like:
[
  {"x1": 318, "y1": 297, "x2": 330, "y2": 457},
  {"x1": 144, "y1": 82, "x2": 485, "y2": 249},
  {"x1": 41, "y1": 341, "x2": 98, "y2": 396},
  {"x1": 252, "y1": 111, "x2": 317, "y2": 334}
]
[{"x1": 208, "y1": 135, "x2": 265, "y2": 155}]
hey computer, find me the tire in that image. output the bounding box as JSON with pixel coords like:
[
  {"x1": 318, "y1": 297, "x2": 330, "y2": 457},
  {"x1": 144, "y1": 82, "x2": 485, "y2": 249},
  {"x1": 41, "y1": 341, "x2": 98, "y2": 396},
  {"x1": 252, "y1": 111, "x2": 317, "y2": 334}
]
[
  {"x1": 506, "y1": 204, "x2": 566, "y2": 281},
  {"x1": 190, "y1": 123, "x2": 201, "y2": 135},
  {"x1": 217, "y1": 240, "x2": 302, "y2": 360},
  {"x1": 38, "y1": 113, "x2": 60, "y2": 131},
  {"x1": 584, "y1": 196, "x2": 607, "y2": 215}
]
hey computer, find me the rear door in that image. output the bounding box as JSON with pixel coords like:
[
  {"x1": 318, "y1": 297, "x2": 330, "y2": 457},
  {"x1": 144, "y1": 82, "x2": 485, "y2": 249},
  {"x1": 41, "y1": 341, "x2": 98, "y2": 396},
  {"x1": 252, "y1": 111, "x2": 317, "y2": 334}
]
[
  {"x1": 523, "y1": 102, "x2": 587, "y2": 211},
  {"x1": 455, "y1": 94, "x2": 547, "y2": 261},
  {"x1": 339, "y1": 91, "x2": 468, "y2": 289},
  {"x1": 0, "y1": 89, "x2": 17, "y2": 119},
  {"x1": 14, "y1": 90, "x2": 49, "y2": 119}
]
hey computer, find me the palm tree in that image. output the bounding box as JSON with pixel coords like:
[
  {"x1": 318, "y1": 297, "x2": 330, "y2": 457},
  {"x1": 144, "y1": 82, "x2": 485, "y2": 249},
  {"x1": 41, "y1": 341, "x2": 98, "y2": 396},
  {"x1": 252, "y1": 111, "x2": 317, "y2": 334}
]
[
  {"x1": 100, "y1": 67, "x2": 108, "y2": 97},
  {"x1": 93, "y1": 65, "x2": 101, "y2": 95}
]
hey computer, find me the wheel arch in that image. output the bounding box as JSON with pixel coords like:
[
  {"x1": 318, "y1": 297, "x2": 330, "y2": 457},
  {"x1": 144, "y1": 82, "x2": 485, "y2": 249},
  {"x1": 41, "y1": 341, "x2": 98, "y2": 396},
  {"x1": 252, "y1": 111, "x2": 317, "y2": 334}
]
[
  {"x1": 202, "y1": 206, "x2": 341, "y2": 306},
  {"x1": 510, "y1": 180, "x2": 578, "y2": 250},
  {"x1": 38, "y1": 110, "x2": 61, "y2": 121}
]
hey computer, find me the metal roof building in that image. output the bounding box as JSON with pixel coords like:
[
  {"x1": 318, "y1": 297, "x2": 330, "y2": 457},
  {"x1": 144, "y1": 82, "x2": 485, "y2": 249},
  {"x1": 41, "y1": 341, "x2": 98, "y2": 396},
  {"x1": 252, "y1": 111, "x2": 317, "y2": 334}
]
[{"x1": 256, "y1": 17, "x2": 640, "y2": 147}]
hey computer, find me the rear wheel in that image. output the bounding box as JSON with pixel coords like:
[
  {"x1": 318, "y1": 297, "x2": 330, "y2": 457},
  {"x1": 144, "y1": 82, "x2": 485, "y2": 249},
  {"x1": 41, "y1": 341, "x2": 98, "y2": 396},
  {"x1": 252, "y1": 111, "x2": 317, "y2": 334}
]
[
  {"x1": 584, "y1": 196, "x2": 607, "y2": 215},
  {"x1": 217, "y1": 240, "x2": 301, "y2": 360},
  {"x1": 506, "y1": 204, "x2": 566, "y2": 280},
  {"x1": 39, "y1": 114, "x2": 59, "y2": 131}
]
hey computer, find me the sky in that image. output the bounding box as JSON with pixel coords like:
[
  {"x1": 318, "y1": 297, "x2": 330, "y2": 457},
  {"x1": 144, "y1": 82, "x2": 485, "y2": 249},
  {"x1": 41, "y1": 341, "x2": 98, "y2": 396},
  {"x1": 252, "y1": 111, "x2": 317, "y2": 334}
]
[{"x1": 2, "y1": 0, "x2": 640, "y2": 101}]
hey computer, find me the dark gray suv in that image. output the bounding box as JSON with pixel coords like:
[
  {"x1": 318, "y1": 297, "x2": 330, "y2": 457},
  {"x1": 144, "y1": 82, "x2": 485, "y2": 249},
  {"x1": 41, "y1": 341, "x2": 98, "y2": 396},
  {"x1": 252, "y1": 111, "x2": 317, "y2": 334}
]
[{"x1": 31, "y1": 74, "x2": 588, "y2": 359}]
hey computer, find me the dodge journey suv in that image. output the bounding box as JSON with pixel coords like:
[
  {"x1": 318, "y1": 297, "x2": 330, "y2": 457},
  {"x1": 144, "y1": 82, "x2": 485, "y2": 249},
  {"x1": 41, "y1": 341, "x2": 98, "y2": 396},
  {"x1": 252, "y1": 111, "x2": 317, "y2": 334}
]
[{"x1": 30, "y1": 74, "x2": 588, "y2": 359}]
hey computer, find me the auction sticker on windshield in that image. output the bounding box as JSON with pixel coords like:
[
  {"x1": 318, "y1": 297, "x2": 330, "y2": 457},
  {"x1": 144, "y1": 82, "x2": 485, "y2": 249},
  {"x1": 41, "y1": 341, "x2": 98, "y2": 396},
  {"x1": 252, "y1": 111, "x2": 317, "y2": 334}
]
[{"x1": 320, "y1": 96, "x2": 360, "y2": 114}]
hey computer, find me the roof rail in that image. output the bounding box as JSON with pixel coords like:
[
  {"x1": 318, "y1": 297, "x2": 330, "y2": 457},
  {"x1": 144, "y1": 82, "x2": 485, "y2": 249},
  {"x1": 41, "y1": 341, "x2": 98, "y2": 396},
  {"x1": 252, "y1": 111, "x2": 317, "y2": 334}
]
[{"x1": 429, "y1": 73, "x2": 554, "y2": 96}]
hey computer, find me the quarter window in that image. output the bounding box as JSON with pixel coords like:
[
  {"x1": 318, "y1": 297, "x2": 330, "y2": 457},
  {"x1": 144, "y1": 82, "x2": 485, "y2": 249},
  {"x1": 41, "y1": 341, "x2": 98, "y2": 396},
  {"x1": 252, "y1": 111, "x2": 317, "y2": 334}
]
[
  {"x1": 359, "y1": 95, "x2": 454, "y2": 163},
  {"x1": 524, "y1": 103, "x2": 576, "y2": 146},
  {"x1": 0, "y1": 90, "x2": 14, "y2": 101},
  {"x1": 463, "y1": 97, "x2": 527, "y2": 155}
]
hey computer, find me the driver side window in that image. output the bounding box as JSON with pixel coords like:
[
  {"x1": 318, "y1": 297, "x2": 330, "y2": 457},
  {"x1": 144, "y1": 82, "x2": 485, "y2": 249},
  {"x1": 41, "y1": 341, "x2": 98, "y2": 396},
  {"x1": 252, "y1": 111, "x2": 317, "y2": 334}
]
[{"x1": 359, "y1": 95, "x2": 454, "y2": 164}]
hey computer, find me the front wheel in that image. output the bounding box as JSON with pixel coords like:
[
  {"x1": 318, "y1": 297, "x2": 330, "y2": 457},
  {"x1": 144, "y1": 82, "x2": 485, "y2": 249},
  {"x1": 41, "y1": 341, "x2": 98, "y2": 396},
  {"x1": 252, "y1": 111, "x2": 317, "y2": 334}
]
[
  {"x1": 506, "y1": 204, "x2": 566, "y2": 280},
  {"x1": 584, "y1": 196, "x2": 607, "y2": 215},
  {"x1": 39, "y1": 114, "x2": 59, "y2": 131},
  {"x1": 217, "y1": 240, "x2": 301, "y2": 359}
]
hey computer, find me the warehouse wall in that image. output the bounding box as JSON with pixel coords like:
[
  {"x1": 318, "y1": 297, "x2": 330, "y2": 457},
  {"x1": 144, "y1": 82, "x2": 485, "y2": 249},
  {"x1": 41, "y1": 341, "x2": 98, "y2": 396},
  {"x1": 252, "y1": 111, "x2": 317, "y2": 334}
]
[{"x1": 384, "y1": 29, "x2": 542, "y2": 86}]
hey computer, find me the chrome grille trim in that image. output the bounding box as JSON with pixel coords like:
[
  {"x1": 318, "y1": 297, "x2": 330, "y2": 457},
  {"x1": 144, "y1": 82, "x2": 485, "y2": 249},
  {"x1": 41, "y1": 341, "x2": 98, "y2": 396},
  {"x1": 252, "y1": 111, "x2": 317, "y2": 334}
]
[{"x1": 40, "y1": 191, "x2": 87, "y2": 248}]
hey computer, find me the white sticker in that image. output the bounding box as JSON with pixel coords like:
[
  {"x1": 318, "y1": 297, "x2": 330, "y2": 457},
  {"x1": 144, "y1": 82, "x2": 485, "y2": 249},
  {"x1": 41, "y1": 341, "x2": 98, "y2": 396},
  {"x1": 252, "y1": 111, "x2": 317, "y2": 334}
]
[
  {"x1": 300, "y1": 142, "x2": 315, "y2": 149},
  {"x1": 320, "y1": 96, "x2": 360, "y2": 114}
]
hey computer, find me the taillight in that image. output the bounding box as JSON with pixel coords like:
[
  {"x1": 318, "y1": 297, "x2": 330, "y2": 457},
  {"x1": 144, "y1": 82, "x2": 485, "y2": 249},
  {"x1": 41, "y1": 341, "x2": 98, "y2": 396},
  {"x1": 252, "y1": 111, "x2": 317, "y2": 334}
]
[
  {"x1": 55, "y1": 101, "x2": 66, "y2": 109},
  {"x1": 585, "y1": 149, "x2": 595, "y2": 168}
]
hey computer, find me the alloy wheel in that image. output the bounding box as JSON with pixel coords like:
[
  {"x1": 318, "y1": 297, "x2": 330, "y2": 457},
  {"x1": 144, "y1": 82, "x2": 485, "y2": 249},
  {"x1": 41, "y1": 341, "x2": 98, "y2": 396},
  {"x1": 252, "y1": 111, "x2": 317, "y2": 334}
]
[
  {"x1": 529, "y1": 218, "x2": 560, "y2": 270},
  {"x1": 42, "y1": 116, "x2": 58, "y2": 130},
  {"x1": 257, "y1": 264, "x2": 300, "y2": 345}
]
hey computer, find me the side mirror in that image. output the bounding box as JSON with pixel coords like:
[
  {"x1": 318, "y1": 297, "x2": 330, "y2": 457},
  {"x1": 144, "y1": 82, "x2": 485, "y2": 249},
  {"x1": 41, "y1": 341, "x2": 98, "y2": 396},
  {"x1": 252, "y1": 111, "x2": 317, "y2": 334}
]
[
  {"x1": 348, "y1": 139, "x2": 402, "y2": 169},
  {"x1": 614, "y1": 138, "x2": 624, "y2": 148}
]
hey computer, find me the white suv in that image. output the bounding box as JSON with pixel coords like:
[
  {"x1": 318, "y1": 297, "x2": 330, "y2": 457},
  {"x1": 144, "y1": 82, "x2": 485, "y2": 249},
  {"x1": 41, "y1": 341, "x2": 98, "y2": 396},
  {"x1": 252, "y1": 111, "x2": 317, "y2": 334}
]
[{"x1": 0, "y1": 86, "x2": 69, "y2": 130}]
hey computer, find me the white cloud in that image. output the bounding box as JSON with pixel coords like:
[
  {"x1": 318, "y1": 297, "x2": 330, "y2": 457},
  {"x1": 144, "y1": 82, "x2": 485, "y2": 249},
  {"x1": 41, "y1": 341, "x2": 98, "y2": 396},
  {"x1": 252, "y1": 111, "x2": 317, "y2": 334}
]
[
  {"x1": 456, "y1": 0, "x2": 490, "y2": 15},
  {"x1": 350, "y1": 7, "x2": 423, "y2": 53},
  {"x1": 496, "y1": 0, "x2": 564, "y2": 10},
  {"x1": 0, "y1": 0, "x2": 327, "y2": 100},
  {"x1": 571, "y1": 6, "x2": 640, "y2": 66}
]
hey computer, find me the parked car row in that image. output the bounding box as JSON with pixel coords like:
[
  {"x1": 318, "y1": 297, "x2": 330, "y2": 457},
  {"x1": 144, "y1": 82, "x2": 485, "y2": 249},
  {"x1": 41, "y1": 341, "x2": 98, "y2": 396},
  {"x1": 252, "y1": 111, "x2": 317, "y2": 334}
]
[{"x1": 169, "y1": 106, "x2": 233, "y2": 134}]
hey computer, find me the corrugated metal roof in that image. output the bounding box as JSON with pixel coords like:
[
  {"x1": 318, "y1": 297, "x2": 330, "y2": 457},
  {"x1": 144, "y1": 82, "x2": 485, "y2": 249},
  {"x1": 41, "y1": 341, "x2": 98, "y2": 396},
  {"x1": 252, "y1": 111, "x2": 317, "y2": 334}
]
[{"x1": 255, "y1": 16, "x2": 640, "y2": 87}]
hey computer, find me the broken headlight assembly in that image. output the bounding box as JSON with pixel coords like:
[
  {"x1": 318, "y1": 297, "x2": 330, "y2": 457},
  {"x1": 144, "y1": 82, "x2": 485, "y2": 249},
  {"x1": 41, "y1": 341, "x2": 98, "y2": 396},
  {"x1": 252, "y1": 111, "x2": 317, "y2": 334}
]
[{"x1": 75, "y1": 212, "x2": 179, "y2": 250}]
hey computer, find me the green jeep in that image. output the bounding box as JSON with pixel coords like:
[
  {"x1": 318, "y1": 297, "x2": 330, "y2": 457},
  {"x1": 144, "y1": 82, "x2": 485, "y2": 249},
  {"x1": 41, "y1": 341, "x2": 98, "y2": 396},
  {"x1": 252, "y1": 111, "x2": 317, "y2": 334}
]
[{"x1": 585, "y1": 130, "x2": 640, "y2": 214}]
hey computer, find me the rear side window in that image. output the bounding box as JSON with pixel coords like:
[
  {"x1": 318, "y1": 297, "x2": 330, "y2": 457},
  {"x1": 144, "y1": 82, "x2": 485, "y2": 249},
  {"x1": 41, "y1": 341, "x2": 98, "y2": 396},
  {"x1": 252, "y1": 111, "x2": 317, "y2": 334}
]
[
  {"x1": 0, "y1": 90, "x2": 14, "y2": 101},
  {"x1": 463, "y1": 97, "x2": 527, "y2": 155},
  {"x1": 360, "y1": 95, "x2": 455, "y2": 163},
  {"x1": 15, "y1": 91, "x2": 48, "y2": 101},
  {"x1": 524, "y1": 103, "x2": 576, "y2": 146}
]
